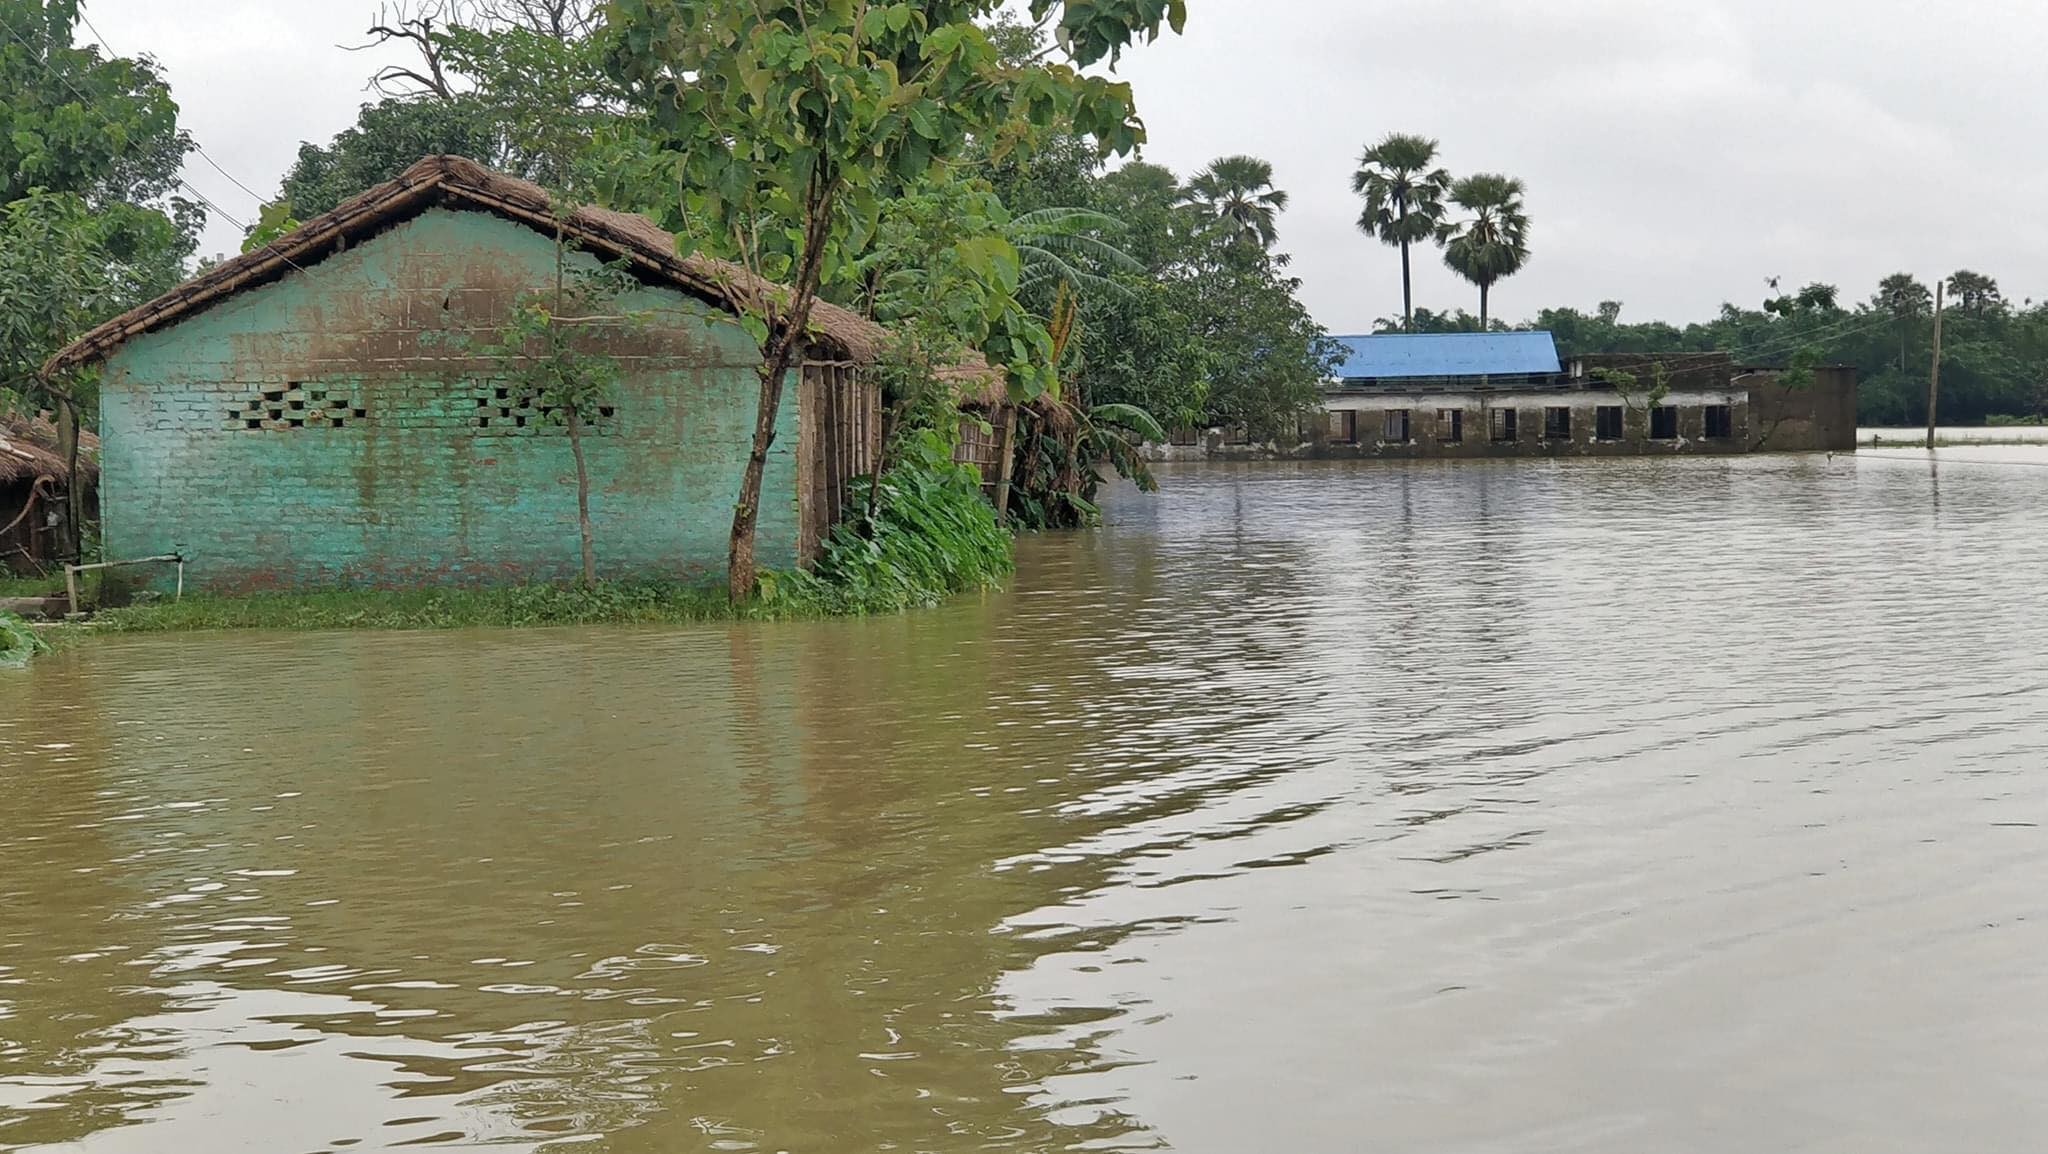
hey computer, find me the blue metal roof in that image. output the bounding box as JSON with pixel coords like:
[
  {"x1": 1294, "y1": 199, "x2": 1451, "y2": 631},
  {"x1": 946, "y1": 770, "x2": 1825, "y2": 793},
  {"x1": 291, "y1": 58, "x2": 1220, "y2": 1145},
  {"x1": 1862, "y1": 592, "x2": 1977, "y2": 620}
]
[{"x1": 1331, "y1": 332, "x2": 1561, "y2": 380}]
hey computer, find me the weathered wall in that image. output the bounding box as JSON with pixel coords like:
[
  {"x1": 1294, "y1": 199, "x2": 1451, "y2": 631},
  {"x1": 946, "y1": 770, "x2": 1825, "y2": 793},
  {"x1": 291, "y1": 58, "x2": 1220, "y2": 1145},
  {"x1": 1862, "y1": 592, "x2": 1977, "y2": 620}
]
[
  {"x1": 1149, "y1": 388, "x2": 1755, "y2": 461},
  {"x1": 1744, "y1": 367, "x2": 1858, "y2": 453},
  {"x1": 100, "y1": 208, "x2": 799, "y2": 590}
]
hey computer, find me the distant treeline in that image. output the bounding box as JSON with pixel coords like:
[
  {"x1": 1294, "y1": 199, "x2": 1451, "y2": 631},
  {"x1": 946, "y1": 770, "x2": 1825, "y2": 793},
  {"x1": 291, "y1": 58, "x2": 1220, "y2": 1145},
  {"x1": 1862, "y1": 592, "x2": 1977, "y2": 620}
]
[{"x1": 1388, "y1": 271, "x2": 2042, "y2": 426}]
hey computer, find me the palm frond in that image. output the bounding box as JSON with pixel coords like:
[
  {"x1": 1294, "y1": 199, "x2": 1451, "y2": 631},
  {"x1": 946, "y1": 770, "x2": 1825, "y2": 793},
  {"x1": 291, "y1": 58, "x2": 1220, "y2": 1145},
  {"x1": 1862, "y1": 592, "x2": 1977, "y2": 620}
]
[{"x1": 1088, "y1": 402, "x2": 1168, "y2": 443}]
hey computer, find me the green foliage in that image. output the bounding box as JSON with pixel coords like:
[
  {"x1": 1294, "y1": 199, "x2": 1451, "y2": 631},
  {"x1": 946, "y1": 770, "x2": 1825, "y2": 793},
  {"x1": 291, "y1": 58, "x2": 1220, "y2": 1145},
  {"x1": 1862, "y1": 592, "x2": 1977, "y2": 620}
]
[
  {"x1": 1440, "y1": 172, "x2": 1529, "y2": 326},
  {"x1": 604, "y1": 0, "x2": 1180, "y2": 398},
  {"x1": 0, "y1": 0, "x2": 193, "y2": 210},
  {"x1": 1530, "y1": 271, "x2": 2048, "y2": 427},
  {"x1": 776, "y1": 427, "x2": 1013, "y2": 612},
  {"x1": 1159, "y1": 224, "x2": 1337, "y2": 438},
  {"x1": 852, "y1": 172, "x2": 1054, "y2": 392},
  {"x1": 973, "y1": 139, "x2": 1334, "y2": 442},
  {"x1": 280, "y1": 7, "x2": 638, "y2": 219},
  {"x1": 0, "y1": 0, "x2": 200, "y2": 404},
  {"x1": 1590, "y1": 361, "x2": 1670, "y2": 413},
  {"x1": 0, "y1": 611, "x2": 46, "y2": 667},
  {"x1": 240, "y1": 200, "x2": 301, "y2": 253},
  {"x1": 0, "y1": 190, "x2": 112, "y2": 403},
  {"x1": 281, "y1": 98, "x2": 503, "y2": 217},
  {"x1": 1179, "y1": 154, "x2": 1287, "y2": 250}
]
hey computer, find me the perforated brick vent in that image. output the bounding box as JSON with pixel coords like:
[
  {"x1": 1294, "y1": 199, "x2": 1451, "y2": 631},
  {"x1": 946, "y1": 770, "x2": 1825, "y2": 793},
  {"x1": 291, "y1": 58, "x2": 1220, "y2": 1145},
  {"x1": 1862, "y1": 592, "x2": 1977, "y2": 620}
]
[
  {"x1": 472, "y1": 386, "x2": 617, "y2": 436},
  {"x1": 226, "y1": 384, "x2": 365, "y2": 430}
]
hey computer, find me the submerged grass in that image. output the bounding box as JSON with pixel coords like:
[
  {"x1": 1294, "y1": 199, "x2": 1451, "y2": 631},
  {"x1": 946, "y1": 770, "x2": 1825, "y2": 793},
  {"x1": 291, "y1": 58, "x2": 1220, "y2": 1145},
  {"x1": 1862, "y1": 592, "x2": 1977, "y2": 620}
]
[
  {"x1": 1, "y1": 612, "x2": 48, "y2": 666},
  {"x1": 30, "y1": 431, "x2": 1013, "y2": 645},
  {"x1": 80, "y1": 582, "x2": 764, "y2": 634}
]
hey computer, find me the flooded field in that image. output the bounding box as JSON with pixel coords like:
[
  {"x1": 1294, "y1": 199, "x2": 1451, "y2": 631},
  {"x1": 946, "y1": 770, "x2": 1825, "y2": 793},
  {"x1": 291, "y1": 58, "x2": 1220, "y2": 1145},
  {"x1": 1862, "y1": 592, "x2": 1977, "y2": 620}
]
[{"x1": 5, "y1": 450, "x2": 2048, "y2": 1152}]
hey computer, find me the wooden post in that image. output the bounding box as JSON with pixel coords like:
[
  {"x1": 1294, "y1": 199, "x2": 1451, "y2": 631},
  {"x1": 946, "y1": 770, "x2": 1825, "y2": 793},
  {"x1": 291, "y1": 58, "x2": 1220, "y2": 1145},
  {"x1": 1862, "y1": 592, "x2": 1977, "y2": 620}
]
[
  {"x1": 1926, "y1": 280, "x2": 1945, "y2": 451},
  {"x1": 991, "y1": 407, "x2": 1018, "y2": 525},
  {"x1": 64, "y1": 564, "x2": 79, "y2": 618}
]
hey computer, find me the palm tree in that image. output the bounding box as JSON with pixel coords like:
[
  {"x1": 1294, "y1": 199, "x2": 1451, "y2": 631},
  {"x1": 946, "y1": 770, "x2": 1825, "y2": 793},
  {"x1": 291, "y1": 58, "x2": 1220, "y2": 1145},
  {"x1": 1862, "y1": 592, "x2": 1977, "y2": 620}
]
[
  {"x1": 1439, "y1": 173, "x2": 1530, "y2": 328},
  {"x1": 1876, "y1": 273, "x2": 1930, "y2": 371},
  {"x1": 1179, "y1": 155, "x2": 1288, "y2": 249},
  {"x1": 1352, "y1": 133, "x2": 1452, "y2": 332}
]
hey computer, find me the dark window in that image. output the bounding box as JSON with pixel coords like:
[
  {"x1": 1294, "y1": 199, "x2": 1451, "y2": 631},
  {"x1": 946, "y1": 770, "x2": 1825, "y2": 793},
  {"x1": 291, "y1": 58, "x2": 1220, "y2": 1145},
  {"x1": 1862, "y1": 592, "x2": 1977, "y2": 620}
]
[
  {"x1": 1650, "y1": 405, "x2": 1679, "y2": 440},
  {"x1": 1704, "y1": 404, "x2": 1733, "y2": 439},
  {"x1": 1544, "y1": 407, "x2": 1571, "y2": 440},
  {"x1": 1489, "y1": 408, "x2": 1518, "y2": 443},
  {"x1": 1329, "y1": 410, "x2": 1357, "y2": 443},
  {"x1": 1596, "y1": 406, "x2": 1624, "y2": 440},
  {"x1": 1438, "y1": 408, "x2": 1464, "y2": 443},
  {"x1": 1383, "y1": 409, "x2": 1410, "y2": 442},
  {"x1": 1169, "y1": 426, "x2": 1199, "y2": 446}
]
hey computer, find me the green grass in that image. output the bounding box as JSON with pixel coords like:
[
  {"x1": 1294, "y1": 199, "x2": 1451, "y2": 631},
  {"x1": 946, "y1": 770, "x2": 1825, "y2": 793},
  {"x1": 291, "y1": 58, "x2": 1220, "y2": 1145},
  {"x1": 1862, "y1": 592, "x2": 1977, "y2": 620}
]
[
  {"x1": 68, "y1": 581, "x2": 820, "y2": 635},
  {"x1": 0, "y1": 574, "x2": 65, "y2": 598}
]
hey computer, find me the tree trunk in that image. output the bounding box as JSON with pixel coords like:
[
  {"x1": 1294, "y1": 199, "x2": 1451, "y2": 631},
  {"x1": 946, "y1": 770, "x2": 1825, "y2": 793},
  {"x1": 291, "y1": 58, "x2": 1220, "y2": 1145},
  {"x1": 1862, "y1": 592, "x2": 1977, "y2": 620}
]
[
  {"x1": 729, "y1": 334, "x2": 801, "y2": 600},
  {"x1": 567, "y1": 408, "x2": 595, "y2": 585},
  {"x1": 1398, "y1": 198, "x2": 1413, "y2": 333},
  {"x1": 991, "y1": 407, "x2": 1018, "y2": 525},
  {"x1": 727, "y1": 181, "x2": 838, "y2": 602},
  {"x1": 1479, "y1": 283, "x2": 1490, "y2": 329},
  {"x1": 56, "y1": 394, "x2": 82, "y2": 562}
]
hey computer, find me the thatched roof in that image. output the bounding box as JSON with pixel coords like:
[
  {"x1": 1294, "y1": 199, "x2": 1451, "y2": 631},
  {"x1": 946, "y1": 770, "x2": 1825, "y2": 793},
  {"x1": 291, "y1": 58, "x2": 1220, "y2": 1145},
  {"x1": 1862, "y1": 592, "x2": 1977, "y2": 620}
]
[
  {"x1": 0, "y1": 414, "x2": 98, "y2": 486},
  {"x1": 45, "y1": 155, "x2": 889, "y2": 375},
  {"x1": 939, "y1": 355, "x2": 1009, "y2": 410}
]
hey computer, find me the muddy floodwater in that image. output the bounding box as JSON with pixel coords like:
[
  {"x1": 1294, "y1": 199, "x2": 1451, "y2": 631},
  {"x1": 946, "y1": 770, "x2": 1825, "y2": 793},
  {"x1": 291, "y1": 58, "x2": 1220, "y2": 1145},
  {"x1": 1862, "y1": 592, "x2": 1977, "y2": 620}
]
[{"x1": 6, "y1": 452, "x2": 2048, "y2": 1153}]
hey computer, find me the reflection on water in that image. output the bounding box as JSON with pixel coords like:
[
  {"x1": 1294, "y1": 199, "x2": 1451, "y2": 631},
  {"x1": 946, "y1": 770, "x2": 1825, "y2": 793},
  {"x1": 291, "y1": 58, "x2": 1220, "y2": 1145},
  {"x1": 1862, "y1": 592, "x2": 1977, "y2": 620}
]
[{"x1": 5, "y1": 452, "x2": 2048, "y2": 1152}]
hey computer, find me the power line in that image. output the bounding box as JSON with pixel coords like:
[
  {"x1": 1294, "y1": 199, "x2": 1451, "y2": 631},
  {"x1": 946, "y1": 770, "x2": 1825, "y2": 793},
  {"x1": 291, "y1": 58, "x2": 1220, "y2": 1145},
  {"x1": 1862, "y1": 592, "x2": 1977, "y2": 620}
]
[
  {"x1": 1729, "y1": 311, "x2": 1899, "y2": 365},
  {"x1": 76, "y1": 3, "x2": 276, "y2": 212}
]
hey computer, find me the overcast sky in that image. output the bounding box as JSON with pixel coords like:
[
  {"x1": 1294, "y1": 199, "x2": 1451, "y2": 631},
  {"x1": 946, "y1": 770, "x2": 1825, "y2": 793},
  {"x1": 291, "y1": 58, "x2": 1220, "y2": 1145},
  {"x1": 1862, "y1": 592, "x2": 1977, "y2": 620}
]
[{"x1": 81, "y1": 0, "x2": 2048, "y2": 333}]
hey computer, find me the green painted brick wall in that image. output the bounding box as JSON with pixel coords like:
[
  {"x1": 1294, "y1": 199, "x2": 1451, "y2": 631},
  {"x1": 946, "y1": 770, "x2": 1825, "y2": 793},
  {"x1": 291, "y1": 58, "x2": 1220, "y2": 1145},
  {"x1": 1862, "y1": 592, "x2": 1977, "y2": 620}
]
[{"x1": 100, "y1": 208, "x2": 800, "y2": 591}]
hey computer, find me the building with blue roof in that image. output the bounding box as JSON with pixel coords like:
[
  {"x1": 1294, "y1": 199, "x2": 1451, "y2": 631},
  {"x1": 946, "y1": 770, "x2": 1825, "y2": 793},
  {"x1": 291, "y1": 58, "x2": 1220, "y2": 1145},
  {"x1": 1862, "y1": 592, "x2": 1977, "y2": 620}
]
[
  {"x1": 1329, "y1": 331, "x2": 1562, "y2": 386},
  {"x1": 1151, "y1": 331, "x2": 1856, "y2": 460}
]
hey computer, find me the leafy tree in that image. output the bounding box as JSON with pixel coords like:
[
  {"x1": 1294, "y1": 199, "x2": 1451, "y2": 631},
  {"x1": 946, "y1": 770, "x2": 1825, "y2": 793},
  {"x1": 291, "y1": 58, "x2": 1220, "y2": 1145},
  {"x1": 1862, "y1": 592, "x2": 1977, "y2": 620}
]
[
  {"x1": 1352, "y1": 132, "x2": 1450, "y2": 333},
  {"x1": 1179, "y1": 154, "x2": 1287, "y2": 250},
  {"x1": 478, "y1": 234, "x2": 636, "y2": 584},
  {"x1": 1164, "y1": 224, "x2": 1336, "y2": 437},
  {"x1": 279, "y1": 2, "x2": 631, "y2": 220},
  {"x1": 0, "y1": 0, "x2": 192, "y2": 211},
  {"x1": 603, "y1": 0, "x2": 1186, "y2": 601},
  {"x1": 281, "y1": 98, "x2": 503, "y2": 217},
  {"x1": 1440, "y1": 173, "x2": 1529, "y2": 328},
  {"x1": 0, "y1": 0, "x2": 200, "y2": 313},
  {"x1": 0, "y1": 191, "x2": 111, "y2": 406}
]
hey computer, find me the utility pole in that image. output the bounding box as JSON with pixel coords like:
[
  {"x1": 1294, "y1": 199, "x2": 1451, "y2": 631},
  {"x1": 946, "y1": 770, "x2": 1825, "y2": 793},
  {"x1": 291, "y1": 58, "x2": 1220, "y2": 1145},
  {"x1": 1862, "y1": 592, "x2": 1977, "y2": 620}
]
[{"x1": 1925, "y1": 280, "x2": 1945, "y2": 451}]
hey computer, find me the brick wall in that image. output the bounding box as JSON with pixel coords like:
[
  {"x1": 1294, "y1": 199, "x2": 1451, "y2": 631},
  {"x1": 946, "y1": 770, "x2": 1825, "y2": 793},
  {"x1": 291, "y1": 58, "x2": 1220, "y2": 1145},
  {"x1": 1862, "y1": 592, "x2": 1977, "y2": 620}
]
[{"x1": 100, "y1": 208, "x2": 800, "y2": 591}]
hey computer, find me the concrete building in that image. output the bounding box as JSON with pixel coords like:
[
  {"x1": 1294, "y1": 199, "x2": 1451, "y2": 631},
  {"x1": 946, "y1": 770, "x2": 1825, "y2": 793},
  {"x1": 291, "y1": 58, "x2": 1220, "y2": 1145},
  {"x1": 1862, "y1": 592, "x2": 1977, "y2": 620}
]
[
  {"x1": 1155, "y1": 332, "x2": 1857, "y2": 461},
  {"x1": 43, "y1": 156, "x2": 889, "y2": 592}
]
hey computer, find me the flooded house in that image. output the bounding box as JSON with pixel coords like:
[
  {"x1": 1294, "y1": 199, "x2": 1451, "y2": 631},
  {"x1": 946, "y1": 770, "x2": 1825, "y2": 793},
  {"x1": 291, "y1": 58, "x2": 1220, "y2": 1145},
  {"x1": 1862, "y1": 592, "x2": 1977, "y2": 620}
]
[
  {"x1": 42, "y1": 156, "x2": 886, "y2": 592},
  {"x1": 1157, "y1": 331, "x2": 1857, "y2": 460}
]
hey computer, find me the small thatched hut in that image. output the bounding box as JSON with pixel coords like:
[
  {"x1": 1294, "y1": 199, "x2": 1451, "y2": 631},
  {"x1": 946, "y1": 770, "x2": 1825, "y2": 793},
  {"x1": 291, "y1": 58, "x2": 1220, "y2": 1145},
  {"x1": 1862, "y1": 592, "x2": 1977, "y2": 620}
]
[{"x1": 0, "y1": 414, "x2": 96, "y2": 574}]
